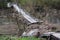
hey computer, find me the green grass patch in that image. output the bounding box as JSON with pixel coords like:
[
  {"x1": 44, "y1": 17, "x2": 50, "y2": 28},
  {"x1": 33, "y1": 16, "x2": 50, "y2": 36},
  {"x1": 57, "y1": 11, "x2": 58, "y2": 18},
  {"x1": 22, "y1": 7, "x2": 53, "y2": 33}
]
[
  {"x1": 0, "y1": 35, "x2": 40, "y2": 40},
  {"x1": 10, "y1": 37, "x2": 40, "y2": 40}
]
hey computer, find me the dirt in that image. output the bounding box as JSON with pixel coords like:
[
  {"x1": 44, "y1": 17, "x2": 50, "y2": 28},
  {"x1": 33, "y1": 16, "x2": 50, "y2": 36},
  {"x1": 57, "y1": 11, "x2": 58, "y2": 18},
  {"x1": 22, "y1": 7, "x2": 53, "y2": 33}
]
[{"x1": 0, "y1": 9, "x2": 19, "y2": 35}]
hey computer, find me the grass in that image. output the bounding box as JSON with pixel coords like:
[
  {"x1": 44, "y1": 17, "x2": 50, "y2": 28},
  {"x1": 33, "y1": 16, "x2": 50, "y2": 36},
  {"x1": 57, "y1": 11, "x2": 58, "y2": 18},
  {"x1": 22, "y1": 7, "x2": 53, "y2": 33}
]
[
  {"x1": 0, "y1": 35, "x2": 40, "y2": 40},
  {"x1": 9, "y1": 37, "x2": 40, "y2": 40}
]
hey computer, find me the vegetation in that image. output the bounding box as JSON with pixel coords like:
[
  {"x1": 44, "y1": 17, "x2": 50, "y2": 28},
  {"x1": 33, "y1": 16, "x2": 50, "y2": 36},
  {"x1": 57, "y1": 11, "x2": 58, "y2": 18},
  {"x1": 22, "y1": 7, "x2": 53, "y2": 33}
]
[
  {"x1": 0, "y1": 35, "x2": 40, "y2": 40},
  {"x1": 19, "y1": 0, "x2": 60, "y2": 8},
  {"x1": 0, "y1": 0, "x2": 7, "y2": 8},
  {"x1": 0, "y1": 0, "x2": 60, "y2": 9},
  {"x1": 0, "y1": 0, "x2": 12, "y2": 8}
]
